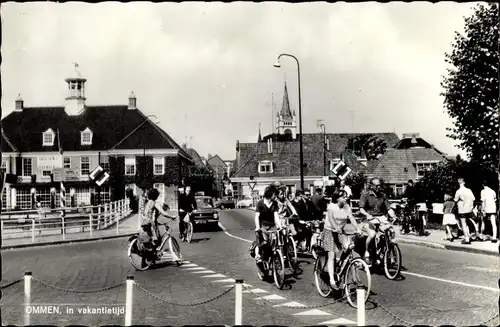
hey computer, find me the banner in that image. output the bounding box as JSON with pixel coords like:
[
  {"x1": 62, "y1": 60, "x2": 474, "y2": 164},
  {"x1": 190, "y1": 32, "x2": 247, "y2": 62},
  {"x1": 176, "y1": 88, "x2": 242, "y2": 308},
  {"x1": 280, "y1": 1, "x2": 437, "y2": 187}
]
[{"x1": 37, "y1": 155, "x2": 63, "y2": 170}]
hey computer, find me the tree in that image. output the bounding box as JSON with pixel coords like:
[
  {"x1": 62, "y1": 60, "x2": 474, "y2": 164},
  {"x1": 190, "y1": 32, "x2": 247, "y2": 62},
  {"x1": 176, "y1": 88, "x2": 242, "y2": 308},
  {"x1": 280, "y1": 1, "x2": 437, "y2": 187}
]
[
  {"x1": 346, "y1": 134, "x2": 388, "y2": 160},
  {"x1": 441, "y1": 3, "x2": 499, "y2": 170},
  {"x1": 344, "y1": 171, "x2": 368, "y2": 199},
  {"x1": 187, "y1": 166, "x2": 216, "y2": 196}
]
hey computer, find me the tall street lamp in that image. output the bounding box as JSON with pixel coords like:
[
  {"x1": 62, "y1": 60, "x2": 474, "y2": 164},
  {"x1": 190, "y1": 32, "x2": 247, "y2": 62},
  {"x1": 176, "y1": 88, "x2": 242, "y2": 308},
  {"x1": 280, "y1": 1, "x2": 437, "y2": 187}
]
[
  {"x1": 274, "y1": 53, "x2": 304, "y2": 190},
  {"x1": 317, "y1": 120, "x2": 327, "y2": 177}
]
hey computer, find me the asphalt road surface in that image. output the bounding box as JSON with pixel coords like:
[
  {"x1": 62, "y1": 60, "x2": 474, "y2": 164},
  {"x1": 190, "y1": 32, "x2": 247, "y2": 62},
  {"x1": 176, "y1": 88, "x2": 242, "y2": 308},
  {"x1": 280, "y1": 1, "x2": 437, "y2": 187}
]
[{"x1": 1, "y1": 209, "x2": 498, "y2": 326}]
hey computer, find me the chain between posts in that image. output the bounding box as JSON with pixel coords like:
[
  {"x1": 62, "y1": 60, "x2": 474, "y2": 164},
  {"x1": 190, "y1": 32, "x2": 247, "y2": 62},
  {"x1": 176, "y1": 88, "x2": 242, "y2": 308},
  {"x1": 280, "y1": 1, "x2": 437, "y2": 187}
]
[
  {"x1": 31, "y1": 277, "x2": 125, "y2": 294},
  {"x1": 242, "y1": 284, "x2": 354, "y2": 309},
  {"x1": 135, "y1": 282, "x2": 235, "y2": 306},
  {"x1": 0, "y1": 279, "x2": 22, "y2": 290}
]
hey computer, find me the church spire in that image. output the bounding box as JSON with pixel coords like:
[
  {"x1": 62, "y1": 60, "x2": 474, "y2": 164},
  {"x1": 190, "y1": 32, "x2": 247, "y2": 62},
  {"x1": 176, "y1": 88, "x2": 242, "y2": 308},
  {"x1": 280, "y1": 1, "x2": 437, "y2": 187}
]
[
  {"x1": 258, "y1": 123, "x2": 262, "y2": 142},
  {"x1": 280, "y1": 82, "x2": 293, "y2": 119}
]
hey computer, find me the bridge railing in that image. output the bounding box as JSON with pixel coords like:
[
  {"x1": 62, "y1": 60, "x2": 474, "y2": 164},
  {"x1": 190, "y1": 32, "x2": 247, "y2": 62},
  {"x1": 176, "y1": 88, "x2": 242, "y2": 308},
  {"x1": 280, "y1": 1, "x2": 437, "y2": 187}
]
[{"x1": 0, "y1": 199, "x2": 132, "y2": 243}]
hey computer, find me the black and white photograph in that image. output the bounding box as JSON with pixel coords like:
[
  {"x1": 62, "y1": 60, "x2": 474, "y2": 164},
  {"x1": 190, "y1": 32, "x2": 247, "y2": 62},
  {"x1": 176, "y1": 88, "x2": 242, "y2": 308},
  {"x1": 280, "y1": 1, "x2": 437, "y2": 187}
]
[{"x1": 1, "y1": 1, "x2": 499, "y2": 326}]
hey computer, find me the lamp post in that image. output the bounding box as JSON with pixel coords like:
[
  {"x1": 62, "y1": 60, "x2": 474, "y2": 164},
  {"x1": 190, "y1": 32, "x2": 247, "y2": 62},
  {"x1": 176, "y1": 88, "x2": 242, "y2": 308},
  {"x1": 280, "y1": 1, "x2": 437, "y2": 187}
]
[
  {"x1": 274, "y1": 53, "x2": 304, "y2": 190},
  {"x1": 317, "y1": 120, "x2": 327, "y2": 177}
]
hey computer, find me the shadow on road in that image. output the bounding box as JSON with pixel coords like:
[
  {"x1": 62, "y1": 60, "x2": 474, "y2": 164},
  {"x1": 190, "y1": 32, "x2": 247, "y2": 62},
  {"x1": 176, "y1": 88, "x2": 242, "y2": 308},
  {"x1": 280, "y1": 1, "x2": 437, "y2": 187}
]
[{"x1": 189, "y1": 237, "x2": 211, "y2": 244}]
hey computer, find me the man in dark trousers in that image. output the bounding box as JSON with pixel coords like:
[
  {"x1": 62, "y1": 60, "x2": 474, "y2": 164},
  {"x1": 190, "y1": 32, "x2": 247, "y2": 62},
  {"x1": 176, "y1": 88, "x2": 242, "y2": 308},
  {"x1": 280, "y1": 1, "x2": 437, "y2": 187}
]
[
  {"x1": 311, "y1": 187, "x2": 327, "y2": 220},
  {"x1": 178, "y1": 185, "x2": 197, "y2": 241}
]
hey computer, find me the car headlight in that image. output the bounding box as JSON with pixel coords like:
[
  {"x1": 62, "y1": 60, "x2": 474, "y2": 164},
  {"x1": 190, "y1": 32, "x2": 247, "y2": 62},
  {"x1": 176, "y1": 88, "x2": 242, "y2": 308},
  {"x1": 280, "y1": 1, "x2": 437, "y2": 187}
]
[{"x1": 213, "y1": 213, "x2": 218, "y2": 218}]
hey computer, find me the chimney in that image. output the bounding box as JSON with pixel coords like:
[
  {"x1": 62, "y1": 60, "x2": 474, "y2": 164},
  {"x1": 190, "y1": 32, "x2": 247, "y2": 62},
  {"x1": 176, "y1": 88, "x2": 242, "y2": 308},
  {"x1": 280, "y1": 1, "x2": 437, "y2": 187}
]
[
  {"x1": 15, "y1": 94, "x2": 23, "y2": 111},
  {"x1": 128, "y1": 92, "x2": 137, "y2": 110},
  {"x1": 267, "y1": 138, "x2": 273, "y2": 153},
  {"x1": 181, "y1": 143, "x2": 187, "y2": 151},
  {"x1": 208, "y1": 153, "x2": 212, "y2": 159}
]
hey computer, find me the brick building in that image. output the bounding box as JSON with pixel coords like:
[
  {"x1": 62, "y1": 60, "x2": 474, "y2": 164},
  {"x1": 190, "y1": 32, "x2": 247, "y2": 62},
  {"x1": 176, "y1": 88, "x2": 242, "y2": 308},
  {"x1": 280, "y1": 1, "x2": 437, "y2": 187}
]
[
  {"x1": 230, "y1": 83, "x2": 400, "y2": 198},
  {"x1": 1, "y1": 69, "x2": 193, "y2": 210}
]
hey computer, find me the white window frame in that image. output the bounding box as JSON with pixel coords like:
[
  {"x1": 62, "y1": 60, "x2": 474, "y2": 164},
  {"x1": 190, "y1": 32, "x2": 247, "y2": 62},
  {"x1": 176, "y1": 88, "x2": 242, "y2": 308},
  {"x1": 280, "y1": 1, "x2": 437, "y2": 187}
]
[
  {"x1": 394, "y1": 184, "x2": 405, "y2": 198},
  {"x1": 42, "y1": 128, "x2": 55, "y2": 146},
  {"x1": 125, "y1": 158, "x2": 136, "y2": 176},
  {"x1": 22, "y1": 158, "x2": 32, "y2": 177},
  {"x1": 0, "y1": 160, "x2": 7, "y2": 174},
  {"x1": 99, "y1": 155, "x2": 109, "y2": 170},
  {"x1": 80, "y1": 156, "x2": 90, "y2": 176},
  {"x1": 258, "y1": 160, "x2": 273, "y2": 173},
  {"x1": 63, "y1": 157, "x2": 71, "y2": 169},
  {"x1": 415, "y1": 161, "x2": 439, "y2": 179},
  {"x1": 81, "y1": 127, "x2": 93, "y2": 145},
  {"x1": 153, "y1": 157, "x2": 165, "y2": 175}
]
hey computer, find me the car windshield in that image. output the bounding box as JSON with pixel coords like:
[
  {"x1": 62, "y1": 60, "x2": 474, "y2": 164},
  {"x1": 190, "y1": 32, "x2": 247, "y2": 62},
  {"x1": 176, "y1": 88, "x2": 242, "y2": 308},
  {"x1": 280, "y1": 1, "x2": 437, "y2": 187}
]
[
  {"x1": 243, "y1": 196, "x2": 252, "y2": 200},
  {"x1": 196, "y1": 197, "x2": 214, "y2": 208}
]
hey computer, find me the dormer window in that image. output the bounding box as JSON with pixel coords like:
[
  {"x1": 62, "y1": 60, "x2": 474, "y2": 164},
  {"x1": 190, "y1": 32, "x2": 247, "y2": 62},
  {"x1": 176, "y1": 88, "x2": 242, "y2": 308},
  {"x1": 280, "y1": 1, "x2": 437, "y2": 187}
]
[
  {"x1": 258, "y1": 161, "x2": 274, "y2": 173},
  {"x1": 42, "y1": 128, "x2": 55, "y2": 146},
  {"x1": 81, "y1": 127, "x2": 93, "y2": 145}
]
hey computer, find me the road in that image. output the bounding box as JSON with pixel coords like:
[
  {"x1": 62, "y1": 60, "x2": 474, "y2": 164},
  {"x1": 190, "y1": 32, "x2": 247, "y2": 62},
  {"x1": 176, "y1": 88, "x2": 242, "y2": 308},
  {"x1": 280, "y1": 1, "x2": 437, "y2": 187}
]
[{"x1": 1, "y1": 209, "x2": 498, "y2": 326}]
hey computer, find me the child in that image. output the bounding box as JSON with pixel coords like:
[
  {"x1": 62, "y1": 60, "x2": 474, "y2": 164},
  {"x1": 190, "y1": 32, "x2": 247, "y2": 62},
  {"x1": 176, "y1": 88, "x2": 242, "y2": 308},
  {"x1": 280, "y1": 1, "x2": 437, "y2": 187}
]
[{"x1": 443, "y1": 193, "x2": 459, "y2": 241}]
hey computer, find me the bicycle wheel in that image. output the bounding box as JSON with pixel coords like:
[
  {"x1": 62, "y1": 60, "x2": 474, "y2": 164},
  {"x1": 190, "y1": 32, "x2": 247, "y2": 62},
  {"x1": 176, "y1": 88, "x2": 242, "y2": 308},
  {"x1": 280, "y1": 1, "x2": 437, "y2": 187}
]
[
  {"x1": 128, "y1": 238, "x2": 152, "y2": 271},
  {"x1": 185, "y1": 222, "x2": 193, "y2": 243},
  {"x1": 272, "y1": 250, "x2": 286, "y2": 290},
  {"x1": 313, "y1": 252, "x2": 332, "y2": 298},
  {"x1": 383, "y1": 243, "x2": 402, "y2": 280},
  {"x1": 344, "y1": 258, "x2": 371, "y2": 308},
  {"x1": 286, "y1": 235, "x2": 298, "y2": 272},
  {"x1": 168, "y1": 236, "x2": 183, "y2": 265}
]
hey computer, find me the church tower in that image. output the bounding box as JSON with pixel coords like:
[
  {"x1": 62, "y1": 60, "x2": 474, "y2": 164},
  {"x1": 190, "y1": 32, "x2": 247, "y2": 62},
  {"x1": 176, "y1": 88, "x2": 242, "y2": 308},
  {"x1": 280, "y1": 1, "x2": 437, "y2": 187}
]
[
  {"x1": 64, "y1": 63, "x2": 87, "y2": 116},
  {"x1": 276, "y1": 82, "x2": 297, "y2": 139}
]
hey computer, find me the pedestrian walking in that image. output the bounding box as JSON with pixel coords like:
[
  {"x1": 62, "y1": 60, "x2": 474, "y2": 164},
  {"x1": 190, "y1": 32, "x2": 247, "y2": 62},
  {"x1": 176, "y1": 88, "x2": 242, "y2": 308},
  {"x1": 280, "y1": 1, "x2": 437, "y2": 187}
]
[
  {"x1": 481, "y1": 181, "x2": 498, "y2": 243},
  {"x1": 454, "y1": 177, "x2": 477, "y2": 245},
  {"x1": 442, "y1": 193, "x2": 459, "y2": 241}
]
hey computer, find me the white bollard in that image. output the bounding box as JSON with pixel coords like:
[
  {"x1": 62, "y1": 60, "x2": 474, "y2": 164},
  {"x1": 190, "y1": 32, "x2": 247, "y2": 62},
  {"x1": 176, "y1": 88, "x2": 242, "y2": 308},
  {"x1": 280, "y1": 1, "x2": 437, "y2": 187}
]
[
  {"x1": 124, "y1": 276, "x2": 134, "y2": 326},
  {"x1": 116, "y1": 201, "x2": 120, "y2": 235},
  {"x1": 24, "y1": 272, "x2": 32, "y2": 326},
  {"x1": 31, "y1": 218, "x2": 35, "y2": 243},
  {"x1": 357, "y1": 286, "x2": 366, "y2": 326},
  {"x1": 61, "y1": 215, "x2": 66, "y2": 240},
  {"x1": 234, "y1": 279, "x2": 243, "y2": 325},
  {"x1": 89, "y1": 213, "x2": 93, "y2": 237}
]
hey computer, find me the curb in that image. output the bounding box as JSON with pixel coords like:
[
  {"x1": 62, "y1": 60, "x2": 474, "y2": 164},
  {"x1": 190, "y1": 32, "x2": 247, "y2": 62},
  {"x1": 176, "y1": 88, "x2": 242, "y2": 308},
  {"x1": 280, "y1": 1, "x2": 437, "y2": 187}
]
[
  {"x1": 395, "y1": 238, "x2": 446, "y2": 250},
  {"x1": 1, "y1": 233, "x2": 136, "y2": 250},
  {"x1": 396, "y1": 237, "x2": 498, "y2": 257}
]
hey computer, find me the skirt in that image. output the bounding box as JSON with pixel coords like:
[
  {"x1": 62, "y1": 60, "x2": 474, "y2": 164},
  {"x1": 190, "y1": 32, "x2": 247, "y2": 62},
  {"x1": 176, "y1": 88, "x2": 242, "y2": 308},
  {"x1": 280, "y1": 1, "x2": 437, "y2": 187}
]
[
  {"x1": 442, "y1": 213, "x2": 458, "y2": 226},
  {"x1": 321, "y1": 230, "x2": 350, "y2": 255}
]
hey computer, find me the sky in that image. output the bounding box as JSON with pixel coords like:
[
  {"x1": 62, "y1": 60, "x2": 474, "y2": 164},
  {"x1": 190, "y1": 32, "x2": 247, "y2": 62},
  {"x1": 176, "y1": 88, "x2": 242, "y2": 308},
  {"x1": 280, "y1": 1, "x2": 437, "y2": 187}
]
[{"x1": 1, "y1": 1, "x2": 480, "y2": 161}]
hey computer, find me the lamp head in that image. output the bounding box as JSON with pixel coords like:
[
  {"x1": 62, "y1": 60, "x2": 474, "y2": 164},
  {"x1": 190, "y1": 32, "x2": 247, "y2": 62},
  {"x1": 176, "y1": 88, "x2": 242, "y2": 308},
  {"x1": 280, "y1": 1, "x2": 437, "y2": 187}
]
[{"x1": 273, "y1": 60, "x2": 281, "y2": 68}]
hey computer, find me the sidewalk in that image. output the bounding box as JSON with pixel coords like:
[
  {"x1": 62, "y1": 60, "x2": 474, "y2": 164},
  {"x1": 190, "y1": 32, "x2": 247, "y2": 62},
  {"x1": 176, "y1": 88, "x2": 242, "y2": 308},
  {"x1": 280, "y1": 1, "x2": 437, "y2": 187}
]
[
  {"x1": 1, "y1": 213, "x2": 140, "y2": 250},
  {"x1": 238, "y1": 207, "x2": 498, "y2": 256}
]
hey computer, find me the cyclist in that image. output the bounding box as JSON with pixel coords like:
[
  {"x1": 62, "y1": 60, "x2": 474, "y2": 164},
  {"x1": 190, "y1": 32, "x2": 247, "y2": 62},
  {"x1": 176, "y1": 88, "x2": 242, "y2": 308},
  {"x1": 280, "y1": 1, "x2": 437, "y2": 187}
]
[
  {"x1": 254, "y1": 185, "x2": 283, "y2": 272},
  {"x1": 178, "y1": 185, "x2": 197, "y2": 242},
  {"x1": 143, "y1": 188, "x2": 177, "y2": 248},
  {"x1": 273, "y1": 182, "x2": 299, "y2": 236},
  {"x1": 291, "y1": 189, "x2": 313, "y2": 251},
  {"x1": 358, "y1": 177, "x2": 397, "y2": 266}
]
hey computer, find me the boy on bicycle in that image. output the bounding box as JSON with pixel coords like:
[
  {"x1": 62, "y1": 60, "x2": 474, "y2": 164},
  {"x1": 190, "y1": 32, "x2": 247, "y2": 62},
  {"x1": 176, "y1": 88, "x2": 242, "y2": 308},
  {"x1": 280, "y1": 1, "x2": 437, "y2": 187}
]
[
  {"x1": 323, "y1": 190, "x2": 362, "y2": 290},
  {"x1": 143, "y1": 188, "x2": 177, "y2": 247}
]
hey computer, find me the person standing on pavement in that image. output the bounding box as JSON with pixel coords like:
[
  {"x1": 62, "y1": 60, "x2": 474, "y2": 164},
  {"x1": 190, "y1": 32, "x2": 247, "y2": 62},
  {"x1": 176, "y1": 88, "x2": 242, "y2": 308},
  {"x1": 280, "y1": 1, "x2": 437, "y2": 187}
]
[
  {"x1": 454, "y1": 177, "x2": 476, "y2": 245},
  {"x1": 481, "y1": 181, "x2": 498, "y2": 243},
  {"x1": 291, "y1": 189, "x2": 313, "y2": 251},
  {"x1": 442, "y1": 193, "x2": 459, "y2": 241},
  {"x1": 178, "y1": 185, "x2": 197, "y2": 242}
]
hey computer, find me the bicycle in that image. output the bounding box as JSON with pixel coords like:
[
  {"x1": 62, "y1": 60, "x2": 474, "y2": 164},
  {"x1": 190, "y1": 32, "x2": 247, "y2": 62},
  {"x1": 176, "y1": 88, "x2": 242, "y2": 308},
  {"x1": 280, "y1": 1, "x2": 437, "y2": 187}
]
[
  {"x1": 179, "y1": 213, "x2": 193, "y2": 243},
  {"x1": 313, "y1": 230, "x2": 371, "y2": 308},
  {"x1": 280, "y1": 216, "x2": 298, "y2": 274},
  {"x1": 255, "y1": 229, "x2": 287, "y2": 289},
  {"x1": 128, "y1": 218, "x2": 183, "y2": 271},
  {"x1": 297, "y1": 220, "x2": 324, "y2": 259},
  {"x1": 368, "y1": 217, "x2": 402, "y2": 280}
]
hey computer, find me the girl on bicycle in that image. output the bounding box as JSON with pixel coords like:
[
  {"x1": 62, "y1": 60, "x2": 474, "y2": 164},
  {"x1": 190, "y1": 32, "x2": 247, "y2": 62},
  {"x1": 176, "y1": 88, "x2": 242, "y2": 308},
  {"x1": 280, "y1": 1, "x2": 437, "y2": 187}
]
[
  {"x1": 323, "y1": 190, "x2": 362, "y2": 290},
  {"x1": 143, "y1": 188, "x2": 177, "y2": 246}
]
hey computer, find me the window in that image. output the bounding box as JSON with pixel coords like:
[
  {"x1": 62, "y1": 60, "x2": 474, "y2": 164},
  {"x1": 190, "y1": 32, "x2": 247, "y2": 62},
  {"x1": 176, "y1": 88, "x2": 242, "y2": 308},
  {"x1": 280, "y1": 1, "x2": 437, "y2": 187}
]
[
  {"x1": 416, "y1": 162, "x2": 438, "y2": 178},
  {"x1": 125, "y1": 158, "x2": 136, "y2": 175},
  {"x1": 16, "y1": 188, "x2": 31, "y2": 209},
  {"x1": 0, "y1": 160, "x2": 7, "y2": 174},
  {"x1": 42, "y1": 129, "x2": 55, "y2": 146},
  {"x1": 81, "y1": 127, "x2": 93, "y2": 145},
  {"x1": 42, "y1": 170, "x2": 52, "y2": 176},
  {"x1": 258, "y1": 161, "x2": 273, "y2": 173},
  {"x1": 23, "y1": 158, "x2": 32, "y2": 176},
  {"x1": 394, "y1": 184, "x2": 405, "y2": 198},
  {"x1": 63, "y1": 157, "x2": 71, "y2": 169},
  {"x1": 99, "y1": 155, "x2": 109, "y2": 171},
  {"x1": 153, "y1": 157, "x2": 164, "y2": 175},
  {"x1": 80, "y1": 157, "x2": 90, "y2": 176},
  {"x1": 99, "y1": 187, "x2": 111, "y2": 204}
]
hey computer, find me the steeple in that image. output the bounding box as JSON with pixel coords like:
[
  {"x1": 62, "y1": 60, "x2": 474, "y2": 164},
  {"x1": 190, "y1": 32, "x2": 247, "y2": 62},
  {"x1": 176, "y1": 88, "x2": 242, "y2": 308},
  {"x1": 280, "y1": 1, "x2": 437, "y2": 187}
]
[
  {"x1": 276, "y1": 81, "x2": 297, "y2": 139},
  {"x1": 258, "y1": 123, "x2": 262, "y2": 142},
  {"x1": 64, "y1": 63, "x2": 87, "y2": 116}
]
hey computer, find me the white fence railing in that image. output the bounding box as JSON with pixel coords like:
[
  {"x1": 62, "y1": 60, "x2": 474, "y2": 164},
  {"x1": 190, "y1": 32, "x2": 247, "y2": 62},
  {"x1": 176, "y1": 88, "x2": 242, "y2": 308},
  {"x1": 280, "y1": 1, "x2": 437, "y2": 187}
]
[{"x1": 1, "y1": 199, "x2": 132, "y2": 243}]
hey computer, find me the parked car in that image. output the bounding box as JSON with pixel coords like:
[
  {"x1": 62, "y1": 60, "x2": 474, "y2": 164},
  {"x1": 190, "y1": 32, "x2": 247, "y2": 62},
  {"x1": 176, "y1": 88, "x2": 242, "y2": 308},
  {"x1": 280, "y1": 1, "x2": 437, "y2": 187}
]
[
  {"x1": 192, "y1": 196, "x2": 219, "y2": 229},
  {"x1": 236, "y1": 195, "x2": 253, "y2": 208},
  {"x1": 215, "y1": 196, "x2": 235, "y2": 210}
]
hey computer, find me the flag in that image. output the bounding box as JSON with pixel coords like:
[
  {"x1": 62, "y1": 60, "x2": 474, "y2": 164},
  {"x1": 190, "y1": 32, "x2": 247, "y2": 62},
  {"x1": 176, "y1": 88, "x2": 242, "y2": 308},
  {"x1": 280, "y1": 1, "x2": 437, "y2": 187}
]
[
  {"x1": 57, "y1": 128, "x2": 63, "y2": 155},
  {"x1": 60, "y1": 182, "x2": 66, "y2": 208}
]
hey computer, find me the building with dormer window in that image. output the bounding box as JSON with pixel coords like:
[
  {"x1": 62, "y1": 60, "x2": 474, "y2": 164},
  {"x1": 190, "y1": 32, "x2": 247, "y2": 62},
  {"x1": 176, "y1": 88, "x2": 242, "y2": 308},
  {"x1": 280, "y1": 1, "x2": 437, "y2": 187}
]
[
  {"x1": 1, "y1": 67, "x2": 193, "y2": 210},
  {"x1": 230, "y1": 82, "x2": 400, "y2": 198}
]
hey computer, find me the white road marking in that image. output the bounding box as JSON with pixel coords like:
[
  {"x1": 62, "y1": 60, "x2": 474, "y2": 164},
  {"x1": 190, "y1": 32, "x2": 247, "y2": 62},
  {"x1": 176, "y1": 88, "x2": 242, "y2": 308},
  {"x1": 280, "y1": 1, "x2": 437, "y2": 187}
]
[
  {"x1": 191, "y1": 270, "x2": 215, "y2": 274},
  {"x1": 404, "y1": 271, "x2": 499, "y2": 292},
  {"x1": 293, "y1": 309, "x2": 331, "y2": 316},
  {"x1": 183, "y1": 267, "x2": 206, "y2": 270},
  {"x1": 318, "y1": 318, "x2": 356, "y2": 325},
  {"x1": 465, "y1": 266, "x2": 500, "y2": 273},
  {"x1": 219, "y1": 219, "x2": 500, "y2": 293},
  {"x1": 181, "y1": 263, "x2": 197, "y2": 267},
  {"x1": 211, "y1": 278, "x2": 236, "y2": 283},
  {"x1": 273, "y1": 301, "x2": 307, "y2": 308},
  {"x1": 218, "y1": 222, "x2": 253, "y2": 243},
  {"x1": 255, "y1": 294, "x2": 286, "y2": 300},
  {"x1": 201, "y1": 273, "x2": 227, "y2": 278},
  {"x1": 243, "y1": 288, "x2": 268, "y2": 293}
]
